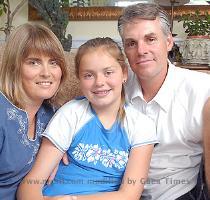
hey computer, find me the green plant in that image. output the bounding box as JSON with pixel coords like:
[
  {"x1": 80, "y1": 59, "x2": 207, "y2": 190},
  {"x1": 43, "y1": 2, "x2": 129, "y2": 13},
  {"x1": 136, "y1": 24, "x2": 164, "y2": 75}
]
[
  {"x1": 0, "y1": 0, "x2": 27, "y2": 40},
  {"x1": 29, "y1": 0, "x2": 72, "y2": 52},
  {"x1": 178, "y1": 10, "x2": 210, "y2": 36}
]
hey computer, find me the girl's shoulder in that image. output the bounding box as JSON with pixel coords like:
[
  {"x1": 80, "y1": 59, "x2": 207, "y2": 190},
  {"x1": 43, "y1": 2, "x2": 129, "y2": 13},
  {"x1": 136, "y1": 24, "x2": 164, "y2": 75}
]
[
  {"x1": 124, "y1": 104, "x2": 153, "y2": 124},
  {"x1": 56, "y1": 96, "x2": 91, "y2": 117}
]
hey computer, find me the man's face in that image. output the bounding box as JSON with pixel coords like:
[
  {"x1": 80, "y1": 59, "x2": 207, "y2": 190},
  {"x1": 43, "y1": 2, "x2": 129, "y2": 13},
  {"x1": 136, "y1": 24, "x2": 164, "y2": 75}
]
[{"x1": 122, "y1": 18, "x2": 173, "y2": 83}]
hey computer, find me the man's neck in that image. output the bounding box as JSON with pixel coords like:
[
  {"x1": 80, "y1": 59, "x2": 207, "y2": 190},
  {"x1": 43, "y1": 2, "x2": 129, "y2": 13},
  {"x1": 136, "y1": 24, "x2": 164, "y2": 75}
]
[{"x1": 139, "y1": 69, "x2": 168, "y2": 102}]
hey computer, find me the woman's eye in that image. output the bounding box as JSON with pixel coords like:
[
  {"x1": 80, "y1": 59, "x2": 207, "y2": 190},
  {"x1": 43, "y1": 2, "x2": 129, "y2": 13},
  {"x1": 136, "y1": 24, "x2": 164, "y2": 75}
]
[
  {"x1": 50, "y1": 60, "x2": 58, "y2": 66},
  {"x1": 28, "y1": 60, "x2": 39, "y2": 65}
]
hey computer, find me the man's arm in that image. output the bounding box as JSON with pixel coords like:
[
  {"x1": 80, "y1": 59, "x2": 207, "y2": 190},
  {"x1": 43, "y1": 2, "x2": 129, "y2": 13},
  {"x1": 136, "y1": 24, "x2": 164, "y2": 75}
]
[{"x1": 203, "y1": 97, "x2": 210, "y2": 194}]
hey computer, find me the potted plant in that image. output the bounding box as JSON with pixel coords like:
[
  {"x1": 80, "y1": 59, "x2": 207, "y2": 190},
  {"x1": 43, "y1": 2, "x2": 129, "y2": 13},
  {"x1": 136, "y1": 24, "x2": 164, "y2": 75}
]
[
  {"x1": 178, "y1": 10, "x2": 210, "y2": 65},
  {"x1": 29, "y1": 0, "x2": 72, "y2": 52},
  {"x1": 0, "y1": 0, "x2": 27, "y2": 40}
]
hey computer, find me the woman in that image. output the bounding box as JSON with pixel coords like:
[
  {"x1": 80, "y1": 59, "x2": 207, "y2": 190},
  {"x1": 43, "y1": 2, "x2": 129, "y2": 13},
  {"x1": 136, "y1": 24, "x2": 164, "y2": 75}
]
[{"x1": 0, "y1": 23, "x2": 68, "y2": 200}]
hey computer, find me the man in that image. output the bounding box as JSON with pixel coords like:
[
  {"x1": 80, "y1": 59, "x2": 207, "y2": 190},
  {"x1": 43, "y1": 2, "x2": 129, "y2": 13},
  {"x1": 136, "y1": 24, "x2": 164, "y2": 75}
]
[
  {"x1": 203, "y1": 99, "x2": 210, "y2": 197},
  {"x1": 118, "y1": 3, "x2": 210, "y2": 200}
]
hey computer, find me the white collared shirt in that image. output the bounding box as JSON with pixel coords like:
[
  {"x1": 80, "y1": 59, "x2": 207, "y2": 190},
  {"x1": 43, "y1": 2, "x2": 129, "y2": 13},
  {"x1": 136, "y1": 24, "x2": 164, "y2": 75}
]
[{"x1": 125, "y1": 61, "x2": 210, "y2": 200}]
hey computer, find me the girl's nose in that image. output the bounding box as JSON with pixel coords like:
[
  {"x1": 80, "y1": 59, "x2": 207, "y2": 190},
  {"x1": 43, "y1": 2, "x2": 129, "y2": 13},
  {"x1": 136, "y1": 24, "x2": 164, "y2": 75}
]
[{"x1": 95, "y1": 74, "x2": 105, "y2": 87}]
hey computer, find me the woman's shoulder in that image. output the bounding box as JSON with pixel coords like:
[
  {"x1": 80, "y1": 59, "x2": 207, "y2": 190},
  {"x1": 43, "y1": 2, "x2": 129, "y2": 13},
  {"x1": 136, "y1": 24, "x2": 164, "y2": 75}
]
[
  {"x1": 0, "y1": 91, "x2": 12, "y2": 107},
  {"x1": 0, "y1": 91, "x2": 25, "y2": 115}
]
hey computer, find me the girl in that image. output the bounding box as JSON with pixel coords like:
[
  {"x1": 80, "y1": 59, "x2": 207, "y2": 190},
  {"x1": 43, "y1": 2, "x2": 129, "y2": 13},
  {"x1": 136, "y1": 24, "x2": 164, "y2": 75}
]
[
  {"x1": 17, "y1": 37, "x2": 157, "y2": 200},
  {"x1": 0, "y1": 23, "x2": 68, "y2": 200}
]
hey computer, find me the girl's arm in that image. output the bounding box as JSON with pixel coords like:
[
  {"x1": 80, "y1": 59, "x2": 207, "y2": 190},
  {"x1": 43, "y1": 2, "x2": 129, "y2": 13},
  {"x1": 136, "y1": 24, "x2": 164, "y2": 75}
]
[
  {"x1": 203, "y1": 98, "x2": 210, "y2": 194},
  {"x1": 17, "y1": 138, "x2": 64, "y2": 200},
  {"x1": 17, "y1": 141, "x2": 153, "y2": 200},
  {"x1": 73, "y1": 144, "x2": 154, "y2": 200}
]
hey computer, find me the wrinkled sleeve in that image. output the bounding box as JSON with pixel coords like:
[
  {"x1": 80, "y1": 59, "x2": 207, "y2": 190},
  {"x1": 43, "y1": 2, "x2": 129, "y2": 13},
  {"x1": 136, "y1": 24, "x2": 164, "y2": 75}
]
[
  {"x1": 124, "y1": 107, "x2": 158, "y2": 148},
  {"x1": 131, "y1": 115, "x2": 158, "y2": 148},
  {"x1": 42, "y1": 107, "x2": 74, "y2": 153}
]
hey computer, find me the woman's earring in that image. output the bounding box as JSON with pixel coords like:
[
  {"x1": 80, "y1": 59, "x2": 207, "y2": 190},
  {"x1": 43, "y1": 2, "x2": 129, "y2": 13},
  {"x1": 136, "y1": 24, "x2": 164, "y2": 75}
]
[{"x1": 123, "y1": 80, "x2": 127, "y2": 84}]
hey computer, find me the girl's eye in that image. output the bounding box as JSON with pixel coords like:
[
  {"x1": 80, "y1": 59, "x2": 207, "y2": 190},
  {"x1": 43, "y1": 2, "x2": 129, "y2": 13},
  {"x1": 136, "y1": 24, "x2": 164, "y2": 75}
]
[
  {"x1": 105, "y1": 71, "x2": 113, "y2": 76},
  {"x1": 83, "y1": 73, "x2": 93, "y2": 79}
]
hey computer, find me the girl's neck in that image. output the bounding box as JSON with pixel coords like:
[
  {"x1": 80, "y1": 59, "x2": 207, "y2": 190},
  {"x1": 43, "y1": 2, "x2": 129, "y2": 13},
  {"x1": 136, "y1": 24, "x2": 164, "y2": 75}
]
[{"x1": 92, "y1": 100, "x2": 121, "y2": 129}]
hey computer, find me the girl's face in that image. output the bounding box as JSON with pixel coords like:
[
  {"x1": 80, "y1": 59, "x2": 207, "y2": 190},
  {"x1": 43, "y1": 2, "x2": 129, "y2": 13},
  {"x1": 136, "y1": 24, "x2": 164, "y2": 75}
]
[
  {"x1": 21, "y1": 53, "x2": 62, "y2": 106},
  {"x1": 78, "y1": 49, "x2": 127, "y2": 112}
]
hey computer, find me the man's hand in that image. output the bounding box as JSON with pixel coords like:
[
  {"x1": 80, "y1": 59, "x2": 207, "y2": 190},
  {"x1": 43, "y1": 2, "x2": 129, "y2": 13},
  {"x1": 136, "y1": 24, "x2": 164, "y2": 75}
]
[{"x1": 47, "y1": 153, "x2": 69, "y2": 185}]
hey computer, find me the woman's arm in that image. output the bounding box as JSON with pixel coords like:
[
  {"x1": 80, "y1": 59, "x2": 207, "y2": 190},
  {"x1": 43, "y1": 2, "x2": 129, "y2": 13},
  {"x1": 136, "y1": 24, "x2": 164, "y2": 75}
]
[
  {"x1": 74, "y1": 144, "x2": 154, "y2": 200},
  {"x1": 203, "y1": 98, "x2": 210, "y2": 194},
  {"x1": 17, "y1": 138, "x2": 64, "y2": 200}
]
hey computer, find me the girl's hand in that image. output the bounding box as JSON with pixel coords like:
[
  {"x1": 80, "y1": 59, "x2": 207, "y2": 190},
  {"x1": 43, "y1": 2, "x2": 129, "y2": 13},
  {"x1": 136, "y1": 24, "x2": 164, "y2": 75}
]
[{"x1": 44, "y1": 195, "x2": 77, "y2": 200}]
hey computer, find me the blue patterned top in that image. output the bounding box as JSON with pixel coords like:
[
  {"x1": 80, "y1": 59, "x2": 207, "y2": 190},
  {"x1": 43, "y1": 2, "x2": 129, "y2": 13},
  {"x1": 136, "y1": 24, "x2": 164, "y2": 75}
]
[
  {"x1": 0, "y1": 91, "x2": 55, "y2": 200},
  {"x1": 42, "y1": 97, "x2": 158, "y2": 196}
]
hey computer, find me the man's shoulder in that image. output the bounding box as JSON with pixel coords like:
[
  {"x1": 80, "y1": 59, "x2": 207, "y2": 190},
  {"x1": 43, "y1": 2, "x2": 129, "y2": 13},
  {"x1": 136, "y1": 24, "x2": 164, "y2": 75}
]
[
  {"x1": 173, "y1": 65, "x2": 210, "y2": 89},
  {"x1": 174, "y1": 65, "x2": 209, "y2": 79}
]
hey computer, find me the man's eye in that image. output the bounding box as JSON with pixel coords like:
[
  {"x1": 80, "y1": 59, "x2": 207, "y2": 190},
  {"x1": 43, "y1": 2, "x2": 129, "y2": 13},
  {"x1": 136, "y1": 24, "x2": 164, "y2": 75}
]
[
  {"x1": 147, "y1": 37, "x2": 156, "y2": 43},
  {"x1": 125, "y1": 41, "x2": 136, "y2": 48}
]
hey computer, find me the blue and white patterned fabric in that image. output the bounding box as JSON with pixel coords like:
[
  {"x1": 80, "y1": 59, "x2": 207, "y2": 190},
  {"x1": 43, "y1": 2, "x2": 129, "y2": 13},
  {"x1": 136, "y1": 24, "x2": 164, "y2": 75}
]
[
  {"x1": 42, "y1": 97, "x2": 157, "y2": 196},
  {"x1": 0, "y1": 91, "x2": 55, "y2": 200}
]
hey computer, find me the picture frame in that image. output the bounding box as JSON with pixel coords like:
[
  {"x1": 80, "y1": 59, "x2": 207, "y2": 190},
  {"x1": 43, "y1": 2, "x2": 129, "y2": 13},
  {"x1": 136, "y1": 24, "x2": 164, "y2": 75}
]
[{"x1": 28, "y1": 5, "x2": 210, "y2": 21}]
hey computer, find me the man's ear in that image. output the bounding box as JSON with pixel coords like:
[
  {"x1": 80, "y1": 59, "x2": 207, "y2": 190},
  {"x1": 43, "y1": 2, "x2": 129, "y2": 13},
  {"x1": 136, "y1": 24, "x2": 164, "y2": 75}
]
[{"x1": 167, "y1": 33, "x2": 174, "y2": 52}]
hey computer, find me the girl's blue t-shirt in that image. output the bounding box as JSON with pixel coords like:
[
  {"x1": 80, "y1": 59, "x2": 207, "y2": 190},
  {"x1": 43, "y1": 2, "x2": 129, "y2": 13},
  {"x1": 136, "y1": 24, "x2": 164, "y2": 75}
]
[{"x1": 42, "y1": 98, "x2": 157, "y2": 196}]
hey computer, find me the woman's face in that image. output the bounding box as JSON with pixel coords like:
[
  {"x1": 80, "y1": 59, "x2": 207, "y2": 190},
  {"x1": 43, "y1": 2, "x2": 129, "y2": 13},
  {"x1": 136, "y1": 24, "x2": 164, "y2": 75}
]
[{"x1": 21, "y1": 53, "x2": 62, "y2": 106}]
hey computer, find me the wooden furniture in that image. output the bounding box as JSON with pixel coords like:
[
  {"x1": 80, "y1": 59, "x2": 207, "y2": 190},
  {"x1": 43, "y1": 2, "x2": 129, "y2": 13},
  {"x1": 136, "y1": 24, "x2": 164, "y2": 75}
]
[
  {"x1": 28, "y1": 5, "x2": 210, "y2": 21},
  {"x1": 176, "y1": 63, "x2": 210, "y2": 74}
]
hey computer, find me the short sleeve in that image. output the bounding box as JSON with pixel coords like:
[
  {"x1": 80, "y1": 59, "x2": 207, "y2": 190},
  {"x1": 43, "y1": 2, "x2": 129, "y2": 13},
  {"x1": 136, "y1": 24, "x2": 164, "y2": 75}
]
[
  {"x1": 124, "y1": 106, "x2": 158, "y2": 148},
  {"x1": 42, "y1": 99, "x2": 92, "y2": 153}
]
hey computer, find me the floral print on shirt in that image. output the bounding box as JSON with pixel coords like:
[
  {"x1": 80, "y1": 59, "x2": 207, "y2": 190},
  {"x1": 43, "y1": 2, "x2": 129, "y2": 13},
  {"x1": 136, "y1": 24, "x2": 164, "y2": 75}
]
[
  {"x1": 72, "y1": 143, "x2": 128, "y2": 169},
  {"x1": 7, "y1": 107, "x2": 45, "y2": 164}
]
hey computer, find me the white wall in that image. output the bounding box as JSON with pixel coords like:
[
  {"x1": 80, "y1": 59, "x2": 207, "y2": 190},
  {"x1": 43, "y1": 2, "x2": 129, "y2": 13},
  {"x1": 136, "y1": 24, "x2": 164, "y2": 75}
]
[{"x1": 0, "y1": 0, "x2": 187, "y2": 46}]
